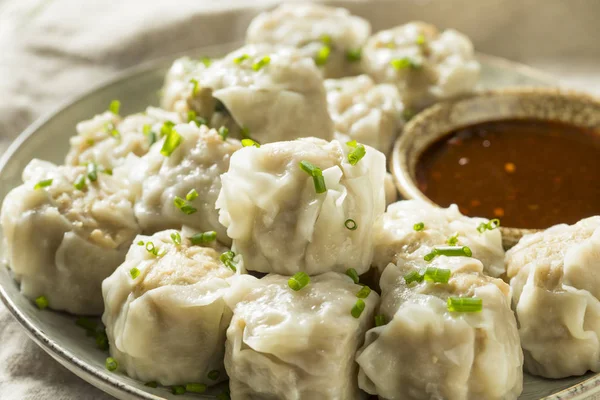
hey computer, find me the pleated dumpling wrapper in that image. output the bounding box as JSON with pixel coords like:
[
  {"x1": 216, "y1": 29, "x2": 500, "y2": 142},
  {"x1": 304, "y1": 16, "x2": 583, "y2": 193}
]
[
  {"x1": 1, "y1": 159, "x2": 140, "y2": 315},
  {"x1": 325, "y1": 74, "x2": 405, "y2": 156},
  {"x1": 362, "y1": 21, "x2": 480, "y2": 111},
  {"x1": 217, "y1": 137, "x2": 386, "y2": 275},
  {"x1": 66, "y1": 106, "x2": 182, "y2": 170},
  {"x1": 161, "y1": 56, "x2": 213, "y2": 114},
  {"x1": 506, "y1": 216, "x2": 600, "y2": 378},
  {"x1": 246, "y1": 3, "x2": 370, "y2": 78},
  {"x1": 373, "y1": 200, "x2": 505, "y2": 278},
  {"x1": 160, "y1": 44, "x2": 333, "y2": 144},
  {"x1": 127, "y1": 122, "x2": 241, "y2": 244},
  {"x1": 224, "y1": 272, "x2": 379, "y2": 400},
  {"x1": 356, "y1": 257, "x2": 523, "y2": 400},
  {"x1": 102, "y1": 229, "x2": 240, "y2": 386}
]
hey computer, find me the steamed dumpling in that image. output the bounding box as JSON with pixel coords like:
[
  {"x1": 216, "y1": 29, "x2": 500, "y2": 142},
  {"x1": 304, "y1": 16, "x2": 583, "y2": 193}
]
[
  {"x1": 161, "y1": 56, "x2": 213, "y2": 114},
  {"x1": 362, "y1": 22, "x2": 480, "y2": 110},
  {"x1": 325, "y1": 74, "x2": 404, "y2": 156},
  {"x1": 225, "y1": 272, "x2": 379, "y2": 400},
  {"x1": 506, "y1": 216, "x2": 600, "y2": 378},
  {"x1": 161, "y1": 44, "x2": 333, "y2": 144},
  {"x1": 66, "y1": 107, "x2": 182, "y2": 170},
  {"x1": 1, "y1": 159, "x2": 139, "y2": 315},
  {"x1": 217, "y1": 137, "x2": 386, "y2": 275},
  {"x1": 373, "y1": 200, "x2": 505, "y2": 278},
  {"x1": 102, "y1": 229, "x2": 236, "y2": 385},
  {"x1": 356, "y1": 258, "x2": 523, "y2": 400},
  {"x1": 128, "y1": 123, "x2": 241, "y2": 244},
  {"x1": 246, "y1": 3, "x2": 371, "y2": 78}
]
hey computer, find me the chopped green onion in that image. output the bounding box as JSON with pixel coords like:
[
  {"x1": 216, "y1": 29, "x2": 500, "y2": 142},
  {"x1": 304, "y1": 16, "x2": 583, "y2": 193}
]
[
  {"x1": 87, "y1": 162, "x2": 98, "y2": 182},
  {"x1": 130, "y1": 267, "x2": 141, "y2": 279},
  {"x1": 109, "y1": 100, "x2": 120, "y2": 115},
  {"x1": 346, "y1": 139, "x2": 358, "y2": 148},
  {"x1": 186, "y1": 383, "x2": 207, "y2": 393},
  {"x1": 345, "y1": 219, "x2": 358, "y2": 230},
  {"x1": 413, "y1": 222, "x2": 425, "y2": 231},
  {"x1": 218, "y1": 126, "x2": 229, "y2": 140},
  {"x1": 180, "y1": 204, "x2": 199, "y2": 215},
  {"x1": 35, "y1": 295, "x2": 48, "y2": 310},
  {"x1": 189, "y1": 231, "x2": 217, "y2": 245},
  {"x1": 402, "y1": 108, "x2": 416, "y2": 121},
  {"x1": 144, "y1": 125, "x2": 157, "y2": 146},
  {"x1": 160, "y1": 129, "x2": 182, "y2": 157},
  {"x1": 34, "y1": 179, "x2": 53, "y2": 190},
  {"x1": 104, "y1": 122, "x2": 120, "y2": 140},
  {"x1": 403, "y1": 270, "x2": 424, "y2": 285},
  {"x1": 171, "y1": 385, "x2": 186, "y2": 395},
  {"x1": 320, "y1": 34, "x2": 332, "y2": 45},
  {"x1": 86, "y1": 138, "x2": 95, "y2": 146},
  {"x1": 190, "y1": 78, "x2": 199, "y2": 96},
  {"x1": 170, "y1": 232, "x2": 182, "y2": 245},
  {"x1": 145, "y1": 241, "x2": 163, "y2": 257},
  {"x1": 346, "y1": 48, "x2": 362, "y2": 62},
  {"x1": 240, "y1": 126, "x2": 251, "y2": 139},
  {"x1": 375, "y1": 314, "x2": 386, "y2": 327},
  {"x1": 314, "y1": 46, "x2": 331, "y2": 66},
  {"x1": 186, "y1": 189, "x2": 199, "y2": 201},
  {"x1": 416, "y1": 34, "x2": 427, "y2": 46},
  {"x1": 242, "y1": 138, "x2": 260, "y2": 148},
  {"x1": 446, "y1": 232, "x2": 459, "y2": 246},
  {"x1": 252, "y1": 55, "x2": 271, "y2": 71},
  {"x1": 95, "y1": 331, "x2": 109, "y2": 351},
  {"x1": 423, "y1": 267, "x2": 451, "y2": 284},
  {"x1": 299, "y1": 160, "x2": 327, "y2": 194},
  {"x1": 160, "y1": 121, "x2": 175, "y2": 137},
  {"x1": 73, "y1": 174, "x2": 87, "y2": 190},
  {"x1": 207, "y1": 370, "x2": 220, "y2": 380},
  {"x1": 288, "y1": 272, "x2": 310, "y2": 291},
  {"x1": 424, "y1": 246, "x2": 473, "y2": 262},
  {"x1": 447, "y1": 296, "x2": 483, "y2": 312},
  {"x1": 173, "y1": 196, "x2": 197, "y2": 215},
  {"x1": 346, "y1": 268, "x2": 359, "y2": 284},
  {"x1": 233, "y1": 54, "x2": 250, "y2": 64},
  {"x1": 220, "y1": 251, "x2": 237, "y2": 272},
  {"x1": 102, "y1": 168, "x2": 113, "y2": 176},
  {"x1": 356, "y1": 285, "x2": 371, "y2": 298},
  {"x1": 390, "y1": 57, "x2": 421, "y2": 70},
  {"x1": 348, "y1": 143, "x2": 366, "y2": 165},
  {"x1": 145, "y1": 381, "x2": 158, "y2": 388},
  {"x1": 201, "y1": 57, "x2": 212, "y2": 67},
  {"x1": 105, "y1": 357, "x2": 118, "y2": 371},
  {"x1": 477, "y1": 219, "x2": 501, "y2": 233},
  {"x1": 187, "y1": 110, "x2": 207, "y2": 127},
  {"x1": 351, "y1": 299, "x2": 365, "y2": 318}
]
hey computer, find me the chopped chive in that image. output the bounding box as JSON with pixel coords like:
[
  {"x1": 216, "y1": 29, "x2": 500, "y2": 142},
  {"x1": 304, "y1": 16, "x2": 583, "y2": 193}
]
[
  {"x1": 137, "y1": 240, "x2": 144, "y2": 246},
  {"x1": 105, "y1": 357, "x2": 118, "y2": 371},
  {"x1": 288, "y1": 272, "x2": 310, "y2": 291},
  {"x1": 160, "y1": 129, "x2": 182, "y2": 157},
  {"x1": 233, "y1": 54, "x2": 250, "y2": 64},
  {"x1": 312, "y1": 174, "x2": 326, "y2": 193},
  {"x1": 95, "y1": 331, "x2": 109, "y2": 351},
  {"x1": 109, "y1": 100, "x2": 120, "y2": 115},
  {"x1": 299, "y1": 160, "x2": 327, "y2": 194},
  {"x1": 240, "y1": 126, "x2": 251, "y2": 139},
  {"x1": 424, "y1": 251, "x2": 437, "y2": 262},
  {"x1": 145, "y1": 241, "x2": 163, "y2": 257},
  {"x1": 390, "y1": 57, "x2": 421, "y2": 70},
  {"x1": 73, "y1": 174, "x2": 87, "y2": 190},
  {"x1": 130, "y1": 267, "x2": 141, "y2": 279},
  {"x1": 348, "y1": 143, "x2": 366, "y2": 165},
  {"x1": 423, "y1": 267, "x2": 451, "y2": 284},
  {"x1": 416, "y1": 34, "x2": 427, "y2": 46},
  {"x1": 35, "y1": 295, "x2": 49, "y2": 310},
  {"x1": 180, "y1": 205, "x2": 197, "y2": 215},
  {"x1": 403, "y1": 270, "x2": 424, "y2": 285},
  {"x1": 145, "y1": 126, "x2": 157, "y2": 146},
  {"x1": 201, "y1": 57, "x2": 212, "y2": 67},
  {"x1": 346, "y1": 268, "x2": 359, "y2": 284},
  {"x1": 320, "y1": 34, "x2": 332, "y2": 45},
  {"x1": 345, "y1": 219, "x2": 358, "y2": 230},
  {"x1": 86, "y1": 138, "x2": 95, "y2": 146},
  {"x1": 34, "y1": 179, "x2": 53, "y2": 190},
  {"x1": 186, "y1": 383, "x2": 207, "y2": 393},
  {"x1": 186, "y1": 189, "x2": 199, "y2": 201},
  {"x1": 478, "y1": 219, "x2": 501, "y2": 233},
  {"x1": 402, "y1": 108, "x2": 416, "y2": 121},
  {"x1": 174, "y1": 196, "x2": 186, "y2": 209},
  {"x1": 171, "y1": 385, "x2": 186, "y2": 395},
  {"x1": 446, "y1": 232, "x2": 459, "y2": 246},
  {"x1": 102, "y1": 168, "x2": 113, "y2": 175},
  {"x1": 87, "y1": 162, "x2": 98, "y2": 182},
  {"x1": 375, "y1": 314, "x2": 386, "y2": 327},
  {"x1": 413, "y1": 222, "x2": 425, "y2": 231},
  {"x1": 207, "y1": 370, "x2": 220, "y2": 380},
  {"x1": 190, "y1": 78, "x2": 199, "y2": 96},
  {"x1": 187, "y1": 110, "x2": 197, "y2": 123},
  {"x1": 170, "y1": 232, "x2": 182, "y2": 245},
  {"x1": 218, "y1": 126, "x2": 229, "y2": 140},
  {"x1": 447, "y1": 296, "x2": 483, "y2": 312},
  {"x1": 187, "y1": 110, "x2": 207, "y2": 127},
  {"x1": 347, "y1": 140, "x2": 358, "y2": 148},
  {"x1": 351, "y1": 299, "x2": 365, "y2": 318},
  {"x1": 314, "y1": 46, "x2": 331, "y2": 66},
  {"x1": 161, "y1": 121, "x2": 175, "y2": 137},
  {"x1": 424, "y1": 246, "x2": 473, "y2": 262},
  {"x1": 346, "y1": 48, "x2": 362, "y2": 62},
  {"x1": 242, "y1": 138, "x2": 260, "y2": 148},
  {"x1": 220, "y1": 251, "x2": 237, "y2": 272},
  {"x1": 189, "y1": 231, "x2": 217, "y2": 245},
  {"x1": 356, "y1": 285, "x2": 371, "y2": 298},
  {"x1": 145, "y1": 381, "x2": 158, "y2": 388},
  {"x1": 252, "y1": 55, "x2": 271, "y2": 71}
]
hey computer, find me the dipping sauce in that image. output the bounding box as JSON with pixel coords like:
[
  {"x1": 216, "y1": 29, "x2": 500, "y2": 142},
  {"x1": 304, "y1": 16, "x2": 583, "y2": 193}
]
[{"x1": 415, "y1": 119, "x2": 600, "y2": 229}]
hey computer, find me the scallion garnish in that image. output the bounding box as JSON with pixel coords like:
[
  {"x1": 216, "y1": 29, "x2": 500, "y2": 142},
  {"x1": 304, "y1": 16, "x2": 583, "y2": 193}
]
[
  {"x1": 320, "y1": 34, "x2": 332, "y2": 45},
  {"x1": 477, "y1": 219, "x2": 501, "y2": 233},
  {"x1": 171, "y1": 385, "x2": 186, "y2": 395},
  {"x1": 190, "y1": 78, "x2": 199, "y2": 96},
  {"x1": 170, "y1": 232, "x2": 182, "y2": 245},
  {"x1": 375, "y1": 314, "x2": 386, "y2": 327},
  {"x1": 103, "y1": 168, "x2": 113, "y2": 175},
  {"x1": 34, "y1": 179, "x2": 53, "y2": 190},
  {"x1": 233, "y1": 54, "x2": 250, "y2": 64},
  {"x1": 173, "y1": 196, "x2": 197, "y2": 215},
  {"x1": 252, "y1": 55, "x2": 271, "y2": 71},
  {"x1": 186, "y1": 383, "x2": 206, "y2": 393},
  {"x1": 130, "y1": 267, "x2": 140, "y2": 279},
  {"x1": 315, "y1": 46, "x2": 331, "y2": 66},
  {"x1": 105, "y1": 357, "x2": 118, "y2": 371},
  {"x1": 240, "y1": 126, "x2": 251, "y2": 139},
  {"x1": 87, "y1": 162, "x2": 98, "y2": 182},
  {"x1": 390, "y1": 57, "x2": 421, "y2": 70},
  {"x1": 343, "y1": 219, "x2": 357, "y2": 231},
  {"x1": 356, "y1": 285, "x2": 371, "y2": 298},
  {"x1": 160, "y1": 129, "x2": 182, "y2": 157},
  {"x1": 413, "y1": 222, "x2": 425, "y2": 231},
  {"x1": 217, "y1": 392, "x2": 231, "y2": 400},
  {"x1": 346, "y1": 48, "x2": 362, "y2": 62},
  {"x1": 109, "y1": 100, "x2": 120, "y2": 115},
  {"x1": 104, "y1": 122, "x2": 120, "y2": 140},
  {"x1": 145, "y1": 241, "x2": 164, "y2": 257},
  {"x1": 299, "y1": 160, "x2": 327, "y2": 194},
  {"x1": 403, "y1": 270, "x2": 424, "y2": 285},
  {"x1": 447, "y1": 296, "x2": 483, "y2": 312},
  {"x1": 35, "y1": 295, "x2": 49, "y2": 310},
  {"x1": 446, "y1": 232, "x2": 459, "y2": 246},
  {"x1": 423, "y1": 267, "x2": 451, "y2": 284},
  {"x1": 73, "y1": 174, "x2": 87, "y2": 190},
  {"x1": 187, "y1": 110, "x2": 207, "y2": 127},
  {"x1": 346, "y1": 268, "x2": 359, "y2": 284},
  {"x1": 186, "y1": 189, "x2": 199, "y2": 201},
  {"x1": 95, "y1": 331, "x2": 109, "y2": 351},
  {"x1": 351, "y1": 299, "x2": 365, "y2": 318},
  {"x1": 143, "y1": 124, "x2": 157, "y2": 146},
  {"x1": 137, "y1": 240, "x2": 144, "y2": 246},
  {"x1": 145, "y1": 381, "x2": 158, "y2": 388},
  {"x1": 424, "y1": 245, "x2": 473, "y2": 262},
  {"x1": 201, "y1": 57, "x2": 212, "y2": 67},
  {"x1": 220, "y1": 251, "x2": 237, "y2": 272},
  {"x1": 218, "y1": 126, "x2": 229, "y2": 140},
  {"x1": 207, "y1": 370, "x2": 220, "y2": 380},
  {"x1": 242, "y1": 138, "x2": 260, "y2": 148},
  {"x1": 160, "y1": 121, "x2": 175, "y2": 137},
  {"x1": 402, "y1": 108, "x2": 415, "y2": 121},
  {"x1": 416, "y1": 34, "x2": 427, "y2": 46},
  {"x1": 288, "y1": 272, "x2": 310, "y2": 291},
  {"x1": 347, "y1": 143, "x2": 366, "y2": 165},
  {"x1": 189, "y1": 231, "x2": 217, "y2": 245},
  {"x1": 346, "y1": 139, "x2": 358, "y2": 147}
]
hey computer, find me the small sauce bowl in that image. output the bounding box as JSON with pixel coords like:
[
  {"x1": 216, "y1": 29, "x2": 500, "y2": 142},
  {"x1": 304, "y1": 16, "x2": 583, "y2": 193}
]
[{"x1": 391, "y1": 87, "x2": 600, "y2": 248}]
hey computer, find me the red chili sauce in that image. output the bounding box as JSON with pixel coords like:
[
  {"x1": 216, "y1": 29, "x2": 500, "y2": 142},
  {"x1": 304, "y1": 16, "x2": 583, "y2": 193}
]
[{"x1": 415, "y1": 119, "x2": 600, "y2": 229}]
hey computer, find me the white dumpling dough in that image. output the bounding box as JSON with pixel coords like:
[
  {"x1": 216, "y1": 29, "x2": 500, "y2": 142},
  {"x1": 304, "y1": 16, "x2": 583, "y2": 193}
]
[
  {"x1": 128, "y1": 123, "x2": 241, "y2": 244},
  {"x1": 246, "y1": 3, "x2": 371, "y2": 78},
  {"x1": 506, "y1": 216, "x2": 600, "y2": 378},
  {"x1": 362, "y1": 21, "x2": 480, "y2": 110},
  {"x1": 102, "y1": 229, "x2": 236, "y2": 385},
  {"x1": 326, "y1": 74, "x2": 404, "y2": 156},
  {"x1": 66, "y1": 107, "x2": 182, "y2": 169},
  {"x1": 217, "y1": 137, "x2": 386, "y2": 275},
  {"x1": 1, "y1": 159, "x2": 139, "y2": 315},
  {"x1": 161, "y1": 56, "x2": 213, "y2": 114},
  {"x1": 224, "y1": 272, "x2": 379, "y2": 400},
  {"x1": 356, "y1": 258, "x2": 523, "y2": 400},
  {"x1": 373, "y1": 200, "x2": 505, "y2": 278}
]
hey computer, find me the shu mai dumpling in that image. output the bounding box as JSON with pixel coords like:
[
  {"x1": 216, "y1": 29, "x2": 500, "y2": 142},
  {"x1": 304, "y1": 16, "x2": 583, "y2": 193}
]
[
  {"x1": 506, "y1": 216, "x2": 600, "y2": 378},
  {"x1": 128, "y1": 123, "x2": 241, "y2": 244},
  {"x1": 246, "y1": 3, "x2": 371, "y2": 78},
  {"x1": 225, "y1": 272, "x2": 379, "y2": 400},
  {"x1": 161, "y1": 44, "x2": 333, "y2": 144},
  {"x1": 325, "y1": 74, "x2": 404, "y2": 156},
  {"x1": 66, "y1": 106, "x2": 182, "y2": 170},
  {"x1": 102, "y1": 229, "x2": 237, "y2": 385},
  {"x1": 1, "y1": 159, "x2": 139, "y2": 315},
  {"x1": 362, "y1": 21, "x2": 480, "y2": 110},
  {"x1": 357, "y1": 258, "x2": 523, "y2": 400},
  {"x1": 373, "y1": 200, "x2": 505, "y2": 278},
  {"x1": 217, "y1": 137, "x2": 386, "y2": 275}
]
